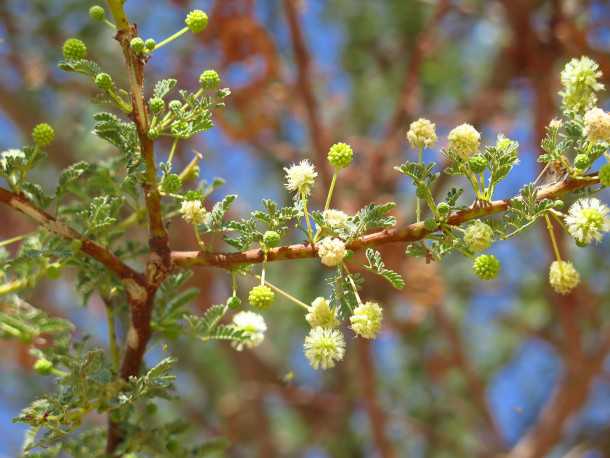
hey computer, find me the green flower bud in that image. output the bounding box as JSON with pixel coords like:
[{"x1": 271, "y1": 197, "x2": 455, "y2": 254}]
[
  {"x1": 599, "y1": 163, "x2": 610, "y2": 187},
  {"x1": 130, "y1": 37, "x2": 145, "y2": 54},
  {"x1": 62, "y1": 38, "x2": 87, "y2": 60},
  {"x1": 262, "y1": 230, "x2": 281, "y2": 248},
  {"x1": 94, "y1": 72, "x2": 113, "y2": 90},
  {"x1": 33, "y1": 358, "x2": 54, "y2": 375},
  {"x1": 473, "y1": 254, "x2": 500, "y2": 280},
  {"x1": 70, "y1": 239, "x2": 82, "y2": 252},
  {"x1": 468, "y1": 155, "x2": 487, "y2": 174},
  {"x1": 423, "y1": 218, "x2": 438, "y2": 231},
  {"x1": 437, "y1": 202, "x2": 450, "y2": 216},
  {"x1": 160, "y1": 173, "x2": 182, "y2": 193},
  {"x1": 327, "y1": 142, "x2": 354, "y2": 169},
  {"x1": 145, "y1": 38, "x2": 156, "y2": 51},
  {"x1": 248, "y1": 285, "x2": 274, "y2": 310},
  {"x1": 199, "y1": 69, "x2": 220, "y2": 90},
  {"x1": 32, "y1": 123, "x2": 55, "y2": 147},
  {"x1": 463, "y1": 220, "x2": 494, "y2": 252},
  {"x1": 227, "y1": 296, "x2": 242, "y2": 309},
  {"x1": 46, "y1": 263, "x2": 62, "y2": 280},
  {"x1": 147, "y1": 127, "x2": 160, "y2": 140},
  {"x1": 89, "y1": 5, "x2": 105, "y2": 21},
  {"x1": 553, "y1": 200, "x2": 565, "y2": 209},
  {"x1": 168, "y1": 100, "x2": 182, "y2": 111},
  {"x1": 149, "y1": 97, "x2": 165, "y2": 114},
  {"x1": 574, "y1": 153, "x2": 590, "y2": 170},
  {"x1": 185, "y1": 9, "x2": 209, "y2": 33}
]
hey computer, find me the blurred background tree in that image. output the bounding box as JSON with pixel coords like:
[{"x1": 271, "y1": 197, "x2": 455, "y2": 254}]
[{"x1": 1, "y1": 0, "x2": 610, "y2": 456}]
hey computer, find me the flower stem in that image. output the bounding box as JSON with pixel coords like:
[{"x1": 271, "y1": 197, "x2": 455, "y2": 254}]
[
  {"x1": 545, "y1": 214, "x2": 562, "y2": 261},
  {"x1": 193, "y1": 225, "x2": 205, "y2": 249},
  {"x1": 416, "y1": 146, "x2": 423, "y2": 222},
  {"x1": 324, "y1": 172, "x2": 338, "y2": 211},
  {"x1": 254, "y1": 275, "x2": 309, "y2": 310},
  {"x1": 0, "y1": 233, "x2": 30, "y2": 248},
  {"x1": 104, "y1": 301, "x2": 120, "y2": 372},
  {"x1": 302, "y1": 194, "x2": 314, "y2": 243},
  {"x1": 152, "y1": 27, "x2": 189, "y2": 51},
  {"x1": 167, "y1": 137, "x2": 179, "y2": 166},
  {"x1": 342, "y1": 263, "x2": 363, "y2": 306}
]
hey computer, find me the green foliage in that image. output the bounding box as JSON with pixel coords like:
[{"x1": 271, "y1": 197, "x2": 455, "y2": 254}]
[{"x1": 363, "y1": 249, "x2": 405, "y2": 289}]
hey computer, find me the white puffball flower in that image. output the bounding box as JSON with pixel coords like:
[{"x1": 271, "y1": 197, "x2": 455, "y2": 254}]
[
  {"x1": 565, "y1": 197, "x2": 610, "y2": 245},
  {"x1": 306, "y1": 297, "x2": 339, "y2": 329},
  {"x1": 303, "y1": 327, "x2": 346, "y2": 370},
  {"x1": 284, "y1": 160, "x2": 318, "y2": 197},
  {"x1": 549, "y1": 260, "x2": 580, "y2": 295},
  {"x1": 584, "y1": 107, "x2": 610, "y2": 143},
  {"x1": 447, "y1": 123, "x2": 481, "y2": 159},
  {"x1": 180, "y1": 200, "x2": 206, "y2": 225},
  {"x1": 317, "y1": 237, "x2": 347, "y2": 267},
  {"x1": 407, "y1": 118, "x2": 437, "y2": 149},
  {"x1": 231, "y1": 311, "x2": 267, "y2": 351},
  {"x1": 323, "y1": 209, "x2": 349, "y2": 229}
]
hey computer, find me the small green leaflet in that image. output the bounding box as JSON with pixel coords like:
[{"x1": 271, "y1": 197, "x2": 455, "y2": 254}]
[{"x1": 363, "y1": 249, "x2": 405, "y2": 289}]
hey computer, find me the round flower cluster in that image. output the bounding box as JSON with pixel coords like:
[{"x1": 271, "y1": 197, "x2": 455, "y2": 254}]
[
  {"x1": 407, "y1": 118, "x2": 437, "y2": 149},
  {"x1": 284, "y1": 160, "x2": 317, "y2": 197},
  {"x1": 185, "y1": 9, "x2": 209, "y2": 33},
  {"x1": 130, "y1": 37, "x2": 145, "y2": 54},
  {"x1": 62, "y1": 38, "x2": 87, "y2": 60},
  {"x1": 448, "y1": 123, "x2": 480, "y2": 159},
  {"x1": 549, "y1": 260, "x2": 580, "y2": 295},
  {"x1": 89, "y1": 5, "x2": 105, "y2": 21},
  {"x1": 463, "y1": 220, "x2": 494, "y2": 252},
  {"x1": 262, "y1": 230, "x2": 281, "y2": 248},
  {"x1": 231, "y1": 311, "x2": 267, "y2": 351},
  {"x1": 248, "y1": 285, "x2": 275, "y2": 310},
  {"x1": 95, "y1": 72, "x2": 113, "y2": 90},
  {"x1": 350, "y1": 301, "x2": 383, "y2": 339},
  {"x1": 304, "y1": 327, "x2": 345, "y2": 370},
  {"x1": 149, "y1": 97, "x2": 165, "y2": 114},
  {"x1": 199, "y1": 70, "x2": 220, "y2": 90},
  {"x1": 306, "y1": 297, "x2": 339, "y2": 329},
  {"x1": 472, "y1": 254, "x2": 500, "y2": 280},
  {"x1": 327, "y1": 142, "x2": 353, "y2": 169},
  {"x1": 32, "y1": 123, "x2": 55, "y2": 148},
  {"x1": 565, "y1": 197, "x2": 610, "y2": 245},
  {"x1": 560, "y1": 56, "x2": 604, "y2": 112},
  {"x1": 323, "y1": 209, "x2": 349, "y2": 229},
  {"x1": 317, "y1": 237, "x2": 347, "y2": 267},
  {"x1": 584, "y1": 107, "x2": 610, "y2": 143},
  {"x1": 468, "y1": 155, "x2": 487, "y2": 174},
  {"x1": 180, "y1": 200, "x2": 206, "y2": 225}
]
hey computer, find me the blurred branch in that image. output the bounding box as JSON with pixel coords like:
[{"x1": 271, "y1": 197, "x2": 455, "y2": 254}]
[
  {"x1": 509, "y1": 337, "x2": 610, "y2": 458},
  {"x1": 355, "y1": 339, "x2": 397, "y2": 458},
  {"x1": 283, "y1": 0, "x2": 331, "y2": 189},
  {"x1": 432, "y1": 304, "x2": 504, "y2": 451}
]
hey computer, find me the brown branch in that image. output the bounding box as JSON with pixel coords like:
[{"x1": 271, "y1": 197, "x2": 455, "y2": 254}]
[
  {"x1": 0, "y1": 186, "x2": 144, "y2": 285},
  {"x1": 283, "y1": 0, "x2": 331, "y2": 188},
  {"x1": 172, "y1": 174, "x2": 600, "y2": 269},
  {"x1": 104, "y1": 1, "x2": 172, "y2": 453}
]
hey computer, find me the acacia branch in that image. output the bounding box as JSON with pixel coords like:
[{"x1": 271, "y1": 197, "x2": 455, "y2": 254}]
[
  {"x1": 171, "y1": 174, "x2": 600, "y2": 269},
  {"x1": 0, "y1": 186, "x2": 144, "y2": 285}
]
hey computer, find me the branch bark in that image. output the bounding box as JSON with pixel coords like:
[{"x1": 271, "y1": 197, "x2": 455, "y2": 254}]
[
  {"x1": 171, "y1": 174, "x2": 600, "y2": 269},
  {"x1": 0, "y1": 186, "x2": 144, "y2": 285}
]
